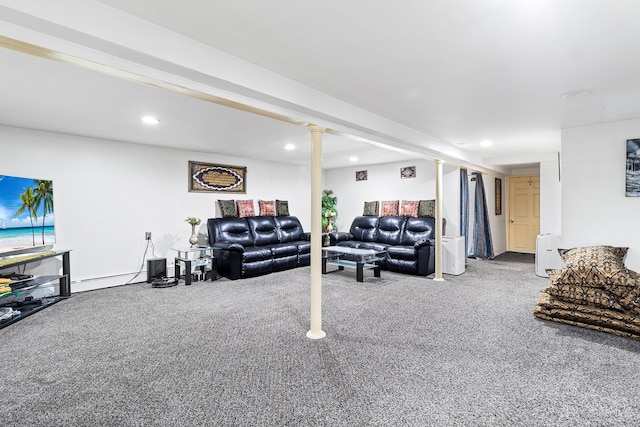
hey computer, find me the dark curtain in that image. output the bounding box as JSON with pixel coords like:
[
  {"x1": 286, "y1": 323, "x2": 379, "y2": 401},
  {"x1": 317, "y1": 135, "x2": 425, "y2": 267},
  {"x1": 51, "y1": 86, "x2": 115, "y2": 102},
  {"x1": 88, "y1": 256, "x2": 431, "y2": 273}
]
[
  {"x1": 459, "y1": 168, "x2": 469, "y2": 257},
  {"x1": 472, "y1": 173, "x2": 494, "y2": 259}
]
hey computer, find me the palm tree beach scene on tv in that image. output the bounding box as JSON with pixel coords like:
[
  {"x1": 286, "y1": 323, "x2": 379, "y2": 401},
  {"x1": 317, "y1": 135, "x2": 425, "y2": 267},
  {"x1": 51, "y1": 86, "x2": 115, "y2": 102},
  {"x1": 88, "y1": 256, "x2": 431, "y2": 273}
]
[{"x1": 0, "y1": 174, "x2": 55, "y2": 256}]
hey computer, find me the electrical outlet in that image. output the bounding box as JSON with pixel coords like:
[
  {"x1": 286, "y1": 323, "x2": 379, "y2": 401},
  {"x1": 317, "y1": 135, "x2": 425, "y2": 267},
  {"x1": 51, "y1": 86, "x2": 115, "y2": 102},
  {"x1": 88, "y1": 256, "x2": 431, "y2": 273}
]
[{"x1": 145, "y1": 232, "x2": 151, "y2": 240}]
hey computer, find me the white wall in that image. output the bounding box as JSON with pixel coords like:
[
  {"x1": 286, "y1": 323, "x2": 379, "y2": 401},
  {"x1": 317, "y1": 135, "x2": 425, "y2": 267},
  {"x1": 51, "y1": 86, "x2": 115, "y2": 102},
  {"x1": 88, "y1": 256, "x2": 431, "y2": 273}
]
[
  {"x1": 324, "y1": 160, "x2": 461, "y2": 236},
  {"x1": 1, "y1": 125, "x2": 311, "y2": 291},
  {"x1": 562, "y1": 119, "x2": 640, "y2": 271},
  {"x1": 540, "y1": 158, "x2": 561, "y2": 235},
  {"x1": 324, "y1": 159, "x2": 509, "y2": 258}
]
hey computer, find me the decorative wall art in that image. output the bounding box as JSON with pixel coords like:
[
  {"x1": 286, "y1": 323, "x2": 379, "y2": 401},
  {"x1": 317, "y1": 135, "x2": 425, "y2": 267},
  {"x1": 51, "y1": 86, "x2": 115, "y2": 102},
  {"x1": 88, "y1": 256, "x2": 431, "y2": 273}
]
[
  {"x1": 400, "y1": 166, "x2": 416, "y2": 179},
  {"x1": 626, "y1": 139, "x2": 640, "y2": 197},
  {"x1": 495, "y1": 178, "x2": 502, "y2": 215},
  {"x1": 188, "y1": 161, "x2": 247, "y2": 193},
  {"x1": 356, "y1": 170, "x2": 368, "y2": 181}
]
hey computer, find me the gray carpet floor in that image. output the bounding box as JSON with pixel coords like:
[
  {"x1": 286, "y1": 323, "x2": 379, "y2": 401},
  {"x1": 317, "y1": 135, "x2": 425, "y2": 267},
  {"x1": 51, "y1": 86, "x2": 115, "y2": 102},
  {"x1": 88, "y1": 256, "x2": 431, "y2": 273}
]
[{"x1": 2, "y1": 253, "x2": 640, "y2": 426}]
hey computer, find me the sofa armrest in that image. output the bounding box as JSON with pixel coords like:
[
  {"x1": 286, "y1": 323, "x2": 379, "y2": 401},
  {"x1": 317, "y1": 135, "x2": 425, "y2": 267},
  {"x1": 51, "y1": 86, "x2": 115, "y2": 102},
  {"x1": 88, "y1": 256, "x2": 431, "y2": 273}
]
[
  {"x1": 414, "y1": 238, "x2": 435, "y2": 250},
  {"x1": 329, "y1": 231, "x2": 354, "y2": 246},
  {"x1": 212, "y1": 242, "x2": 245, "y2": 253},
  {"x1": 301, "y1": 232, "x2": 312, "y2": 241}
]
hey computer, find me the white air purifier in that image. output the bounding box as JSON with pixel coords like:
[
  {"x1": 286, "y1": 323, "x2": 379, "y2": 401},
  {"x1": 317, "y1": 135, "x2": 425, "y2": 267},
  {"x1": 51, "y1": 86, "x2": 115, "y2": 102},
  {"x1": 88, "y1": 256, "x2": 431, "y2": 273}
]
[
  {"x1": 441, "y1": 235, "x2": 465, "y2": 275},
  {"x1": 535, "y1": 233, "x2": 563, "y2": 277}
]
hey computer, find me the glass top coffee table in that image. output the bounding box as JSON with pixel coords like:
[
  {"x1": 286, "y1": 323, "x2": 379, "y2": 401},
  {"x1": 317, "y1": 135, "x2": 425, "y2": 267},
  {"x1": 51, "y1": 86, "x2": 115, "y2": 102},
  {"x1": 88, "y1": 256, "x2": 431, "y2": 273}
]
[{"x1": 322, "y1": 246, "x2": 386, "y2": 282}]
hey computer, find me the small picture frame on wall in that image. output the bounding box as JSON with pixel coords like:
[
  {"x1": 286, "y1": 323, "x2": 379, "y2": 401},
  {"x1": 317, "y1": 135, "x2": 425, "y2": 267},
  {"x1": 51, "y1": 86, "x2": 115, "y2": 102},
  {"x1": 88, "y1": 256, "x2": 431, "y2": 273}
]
[
  {"x1": 495, "y1": 178, "x2": 502, "y2": 215},
  {"x1": 400, "y1": 166, "x2": 416, "y2": 179},
  {"x1": 626, "y1": 138, "x2": 640, "y2": 196},
  {"x1": 356, "y1": 170, "x2": 368, "y2": 181}
]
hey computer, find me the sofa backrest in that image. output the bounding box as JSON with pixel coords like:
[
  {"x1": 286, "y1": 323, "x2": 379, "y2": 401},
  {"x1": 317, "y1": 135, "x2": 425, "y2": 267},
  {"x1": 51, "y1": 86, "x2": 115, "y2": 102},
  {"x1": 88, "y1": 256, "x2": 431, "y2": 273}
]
[
  {"x1": 377, "y1": 216, "x2": 407, "y2": 245},
  {"x1": 349, "y1": 216, "x2": 379, "y2": 242},
  {"x1": 274, "y1": 216, "x2": 305, "y2": 242},
  {"x1": 247, "y1": 216, "x2": 280, "y2": 246},
  {"x1": 207, "y1": 217, "x2": 254, "y2": 247},
  {"x1": 401, "y1": 216, "x2": 440, "y2": 245}
]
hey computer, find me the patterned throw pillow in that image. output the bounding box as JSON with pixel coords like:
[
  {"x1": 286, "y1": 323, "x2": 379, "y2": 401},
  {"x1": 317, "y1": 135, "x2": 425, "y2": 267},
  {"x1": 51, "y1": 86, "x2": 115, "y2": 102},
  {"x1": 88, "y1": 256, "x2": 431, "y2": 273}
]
[
  {"x1": 236, "y1": 200, "x2": 255, "y2": 218},
  {"x1": 400, "y1": 200, "x2": 419, "y2": 217},
  {"x1": 218, "y1": 199, "x2": 237, "y2": 217},
  {"x1": 276, "y1": 199, "x2": 289, "y2": 216},
  {"x1": 363, "y1": 201, "x2": 379, "y2": 216},
  {"x1": 551, "y1": 246, "x2": 637, "y2": 288},
  {"x1": 418, "y1": 199, "x2": 436, "y2": 217},
  {"x1": 380, "y1": 200, "x2": 399, "y2": 216},
  {"x1": 258, "y1": 200, "x2": 276, "y2": 216},
  {"x1": 544, "y1": 277, "x2": 626, "y2": 311}
]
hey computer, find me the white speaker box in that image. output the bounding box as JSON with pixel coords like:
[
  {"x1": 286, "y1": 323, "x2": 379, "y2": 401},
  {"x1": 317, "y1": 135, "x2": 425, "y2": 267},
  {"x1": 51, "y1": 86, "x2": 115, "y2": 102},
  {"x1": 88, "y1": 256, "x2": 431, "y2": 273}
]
[
  {"x1": 535, "y1": 234, "x2": 563, "y2": 277},
  {"x1": 442, "y1": 235, "x2": 465, "y2": 275}
]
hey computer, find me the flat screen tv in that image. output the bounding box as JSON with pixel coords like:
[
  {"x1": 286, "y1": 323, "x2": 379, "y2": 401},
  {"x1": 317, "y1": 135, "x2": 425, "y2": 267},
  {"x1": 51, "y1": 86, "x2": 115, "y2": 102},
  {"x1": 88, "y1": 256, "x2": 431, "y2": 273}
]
[{"x1": 0, "y1": 174, "x2": 55, "y2": 257}]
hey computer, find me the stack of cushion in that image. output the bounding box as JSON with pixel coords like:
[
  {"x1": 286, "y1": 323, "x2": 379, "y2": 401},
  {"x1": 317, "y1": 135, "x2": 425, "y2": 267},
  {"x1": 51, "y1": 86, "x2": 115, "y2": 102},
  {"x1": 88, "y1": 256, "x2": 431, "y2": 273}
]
[{"x1": 533, "y1": 245, "x2": 640, "y2": 340}]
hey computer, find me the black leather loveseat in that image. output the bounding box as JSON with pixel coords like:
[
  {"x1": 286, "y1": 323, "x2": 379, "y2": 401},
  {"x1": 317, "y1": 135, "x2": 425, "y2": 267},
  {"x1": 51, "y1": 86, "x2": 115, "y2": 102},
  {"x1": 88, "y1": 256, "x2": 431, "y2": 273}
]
[
  {"x1": 207, "y1": 215, "x2": 311, "y2": 280},
  {"x1": 329, "y1": 215, "x2": 444, "y2": 276}
]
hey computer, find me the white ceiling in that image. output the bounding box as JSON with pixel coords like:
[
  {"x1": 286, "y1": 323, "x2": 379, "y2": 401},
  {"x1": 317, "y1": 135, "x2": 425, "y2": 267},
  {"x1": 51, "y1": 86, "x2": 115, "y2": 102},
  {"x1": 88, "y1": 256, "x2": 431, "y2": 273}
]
[{"x1": 3, "y1": 1, "x2": 640, "y2": 170}]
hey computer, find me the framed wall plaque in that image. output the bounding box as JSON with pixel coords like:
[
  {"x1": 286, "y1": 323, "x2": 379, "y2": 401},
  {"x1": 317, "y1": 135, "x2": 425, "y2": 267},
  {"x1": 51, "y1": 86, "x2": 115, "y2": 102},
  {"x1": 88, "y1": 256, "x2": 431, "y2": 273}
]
[{"x1": 188, "y1": 161, "x2": 246, "y2": 193}]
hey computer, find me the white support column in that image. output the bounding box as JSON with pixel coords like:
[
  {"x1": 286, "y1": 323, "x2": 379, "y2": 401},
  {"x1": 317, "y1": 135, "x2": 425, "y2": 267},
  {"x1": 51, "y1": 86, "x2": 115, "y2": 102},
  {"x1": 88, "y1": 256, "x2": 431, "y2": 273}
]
[
  {"x1": 306, "y1": 125, "x2": 326, "y2": 339},
  {"x1": 433, "y1": 159, "x2": 445, "y2": 281}
]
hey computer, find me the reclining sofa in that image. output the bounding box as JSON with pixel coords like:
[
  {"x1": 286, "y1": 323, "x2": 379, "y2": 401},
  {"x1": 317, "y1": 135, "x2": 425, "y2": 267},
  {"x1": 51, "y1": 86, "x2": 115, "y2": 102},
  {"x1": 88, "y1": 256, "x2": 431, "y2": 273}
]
[
  {"x1": 207, "y1": 215, "x2": 311, "y2": 280},
  {"x1": 329, "y1": 215, "x2": 445, "y2": 276}
]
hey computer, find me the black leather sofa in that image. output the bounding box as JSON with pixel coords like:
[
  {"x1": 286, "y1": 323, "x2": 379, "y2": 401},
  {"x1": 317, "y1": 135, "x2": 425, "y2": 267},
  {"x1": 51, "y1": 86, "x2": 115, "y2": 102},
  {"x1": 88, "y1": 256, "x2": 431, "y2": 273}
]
[
  {"x1": 207, "y1": 215, "x2": 311, "y2": 280},
  {"x1": 329, "y1": 216, "x2": 444, "y2": 276}
]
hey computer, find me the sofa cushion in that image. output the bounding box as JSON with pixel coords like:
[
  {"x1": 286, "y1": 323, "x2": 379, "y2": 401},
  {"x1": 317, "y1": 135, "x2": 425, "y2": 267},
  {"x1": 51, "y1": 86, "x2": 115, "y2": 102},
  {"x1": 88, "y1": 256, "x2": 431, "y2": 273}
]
[
  {"x1": 376, "y1": 216, "x2": 406, "y2": 245},
  {"x1": 274, "y1": 216, "x2": 305, "y2": 242},
  {"x1": 349, "y1": 216, "x2": 380, "y2": 242},
  {"x1": 208, "y1": 217, "x2": 254, "y2": 247},
  {"x1": 269, "y1": 243, "x2": 298, "y2": 258},
  {"x1": 247, "y1": 216, "x2": 280, "y2": 246},
  {"x1": 402, "y1": 217, "x2": 436, "y2": 245},
  {"x1": 387, "y1": 245, "x2": 417, "y2": 261},
  {"x1": 243, "y1": 246, "x2": 274, "y2": 263}
]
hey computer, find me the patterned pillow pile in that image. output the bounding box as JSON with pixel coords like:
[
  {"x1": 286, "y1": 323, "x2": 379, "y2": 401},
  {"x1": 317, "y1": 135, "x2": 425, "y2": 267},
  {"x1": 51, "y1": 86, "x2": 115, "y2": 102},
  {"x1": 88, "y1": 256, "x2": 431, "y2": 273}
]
[
  {"x1": 217, "y1": 199, "x2": 289, "y2": 218},
  {"x1": 534, "y1": 245, "x2": 640, "y2": 340},
  {"x1": 363, "y1": 199, "x2": 436, "y2": 217},
  {"x1": 551, "y1": 246, "x2": 637, "y2": 289}
]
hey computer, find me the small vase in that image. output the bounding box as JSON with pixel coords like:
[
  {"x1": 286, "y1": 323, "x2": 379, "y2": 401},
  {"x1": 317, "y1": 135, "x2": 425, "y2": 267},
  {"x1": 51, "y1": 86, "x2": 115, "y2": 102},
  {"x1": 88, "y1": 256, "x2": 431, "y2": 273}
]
[{"x1": 189, "y1": 223, "x2": 198, "y2": 247}]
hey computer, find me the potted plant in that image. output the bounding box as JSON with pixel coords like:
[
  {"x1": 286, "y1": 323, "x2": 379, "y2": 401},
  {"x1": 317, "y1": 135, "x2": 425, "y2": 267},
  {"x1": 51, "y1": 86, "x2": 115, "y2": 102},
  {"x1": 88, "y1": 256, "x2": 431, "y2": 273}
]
[{"x1": 321, "y1": 189, "x2": 337, "y2": 233}]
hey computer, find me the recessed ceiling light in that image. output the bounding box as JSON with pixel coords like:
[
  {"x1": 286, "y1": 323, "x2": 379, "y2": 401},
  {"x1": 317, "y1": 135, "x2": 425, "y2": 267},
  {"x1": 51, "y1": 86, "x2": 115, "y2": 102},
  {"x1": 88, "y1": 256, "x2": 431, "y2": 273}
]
[
  {"x1": 349, "y1": 156, "x2": 358, "y2": 162},
  {"x1": 141, "y1": 115, "x2": 159, "y2": 125},
  {"x1": 284, "y1": 143, "x2": 295, "y2": 151},
  {"x1": 480, "y1": 140, "x2": 493, "y2": 147},
  {"x1": 561, "y1": 90, "x2": 591, "y2": 100}
]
